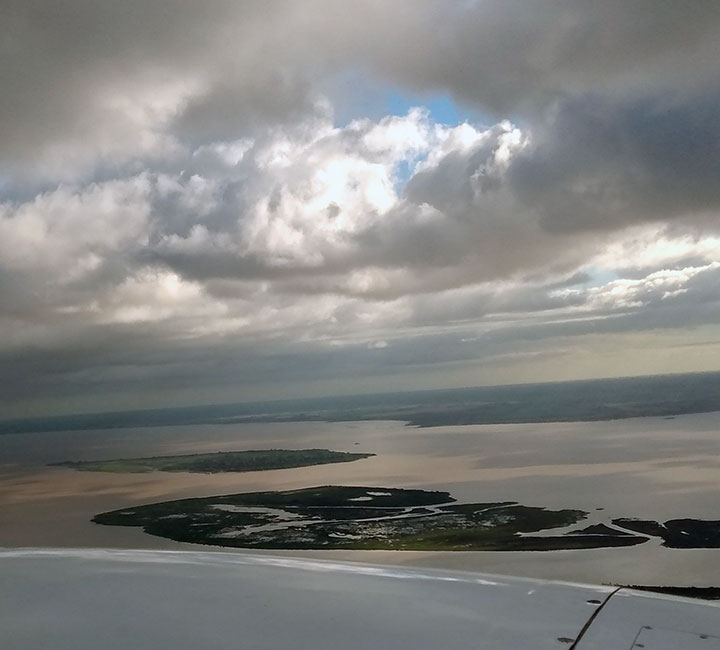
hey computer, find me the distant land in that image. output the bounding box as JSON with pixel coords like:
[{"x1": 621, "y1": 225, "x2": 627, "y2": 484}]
[
  {"x1": 3, "y1": 370, "x2": 720, "y2": 434},
  {"x1": 50, "y1": 449, "x2": 374, "y2": 474}
]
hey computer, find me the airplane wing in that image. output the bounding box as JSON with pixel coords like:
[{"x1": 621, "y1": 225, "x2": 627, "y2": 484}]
[{"x1": 1, "y1": 548, "x2": 718, "y2": 649}]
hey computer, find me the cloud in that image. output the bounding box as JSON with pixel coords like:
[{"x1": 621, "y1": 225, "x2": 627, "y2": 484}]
[
  {"x1": 366, "y1": 1, "x2": 720, "y2": 113},
  {"x1": 1, "y1": 1, "x2": 720, "y2": 413},
  {"x1": 0, "y1": 1, "x2": 317, "y2": 182},
  {"x1": 509, "y1": 91, "x2": 720, "y2": 232},
  {"x1": 4, "y1": 1, "x2": 720, "y2": 176}
]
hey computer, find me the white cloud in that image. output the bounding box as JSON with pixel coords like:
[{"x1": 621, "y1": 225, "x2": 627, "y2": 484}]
[
  {"x1": 0, "y1": 176, "x2": 151, "y2": 274},
  {"x1": 591, "y1": 226, "x2": 720, "y2": 272},
  {"x1": 100, "y1": 269, "x2": 224, "y2": 326}
]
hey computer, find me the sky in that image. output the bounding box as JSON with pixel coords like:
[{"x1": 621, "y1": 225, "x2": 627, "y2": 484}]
[{"x1": 2, "y1": 1, "x2": 720, "y2": 417}]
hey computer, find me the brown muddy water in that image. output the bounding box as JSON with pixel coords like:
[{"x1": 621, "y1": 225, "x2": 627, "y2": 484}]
[{"x1": 2, "y1": 413, "x2": 720, "y2": 586}]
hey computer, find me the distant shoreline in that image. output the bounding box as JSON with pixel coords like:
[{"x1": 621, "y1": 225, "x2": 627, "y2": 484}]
[{"x1": 3, "y1": 370, "x2": 720, "y2": 435}]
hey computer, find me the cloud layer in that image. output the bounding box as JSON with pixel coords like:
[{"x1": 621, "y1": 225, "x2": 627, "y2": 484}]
[{"x1": 1, "y1": 1, "x2": 720, "y2": 414}]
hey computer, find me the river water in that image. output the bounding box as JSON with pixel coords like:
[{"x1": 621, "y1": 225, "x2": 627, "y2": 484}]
[{"x1": 1, "y1": 412, "x2": 719, "y2": 586}]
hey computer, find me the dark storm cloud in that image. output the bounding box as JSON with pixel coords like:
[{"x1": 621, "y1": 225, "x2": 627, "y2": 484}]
[
  {"x1": 509, "y1": 91, "x2": 720, "y2": 232},
  {"x1": 0, "y1": 1, "x2": 314, "y2": 178},
  {"x1": 351, "y1": 0, "x2": 720, "y2": 113},
  {"x1": 4, "y1": 1, "x2": 720, "y2": 173}
]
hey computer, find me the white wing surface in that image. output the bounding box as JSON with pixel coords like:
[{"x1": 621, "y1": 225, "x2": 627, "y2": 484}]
[{"x1": 0, "y1": 549, "x2": 717, "y2": 649}]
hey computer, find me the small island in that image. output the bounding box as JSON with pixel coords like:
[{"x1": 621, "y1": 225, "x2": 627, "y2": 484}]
[
  {"x1": 613, "y1": 518, "x2": 720, "y2": 548},
  {"x1": 93, "y1": 485, "x2": 648, "y2": 551},
  {"x1": 51, "y1": 449, "x2": 375, "y2": 474}
]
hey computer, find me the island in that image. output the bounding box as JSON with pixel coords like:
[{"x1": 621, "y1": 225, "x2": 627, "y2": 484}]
[
  {"x1": 92, "y1": 485, "x2": 648, "y2": 551},
  {"x1": 613, "y1": 518, "x2": 720, "y2": 548},
  {"x1": 51, "y1": 449, "x2": 375, "y2": 474}
]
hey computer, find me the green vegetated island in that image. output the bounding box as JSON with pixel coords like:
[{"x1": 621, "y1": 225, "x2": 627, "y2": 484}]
[
  {"x1": 94, "y1": 486, "x2": 720, "y2": 551},
  {"x1": 51, "y1": 449, "x2": 374, "y2": 474},
  {"x1": 94, "y1": 485, "x2": 654, "y2": 551}
]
